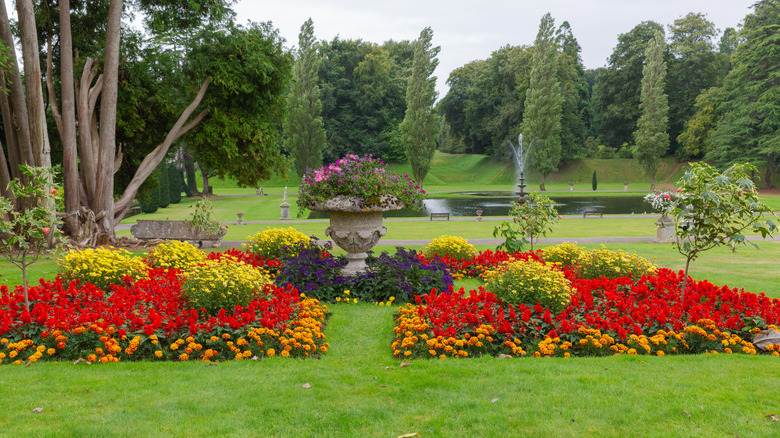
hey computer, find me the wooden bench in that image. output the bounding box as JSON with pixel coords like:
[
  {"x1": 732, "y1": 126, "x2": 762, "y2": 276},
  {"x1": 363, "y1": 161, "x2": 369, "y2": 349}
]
[
  {"x1": 430, "y1": 212, "x2": 450, "y2": 221},
  {"x1": 583, "y1": 209, "x2": 604, "y2": 218},
  {"x1": 130, "y1": 220, "x2": 226, "y2": 248}
]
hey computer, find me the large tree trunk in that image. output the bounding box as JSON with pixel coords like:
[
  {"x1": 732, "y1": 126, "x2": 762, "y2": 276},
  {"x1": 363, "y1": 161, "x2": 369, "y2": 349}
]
[
  {"x1": 182, "y1": 147, "x2": 199, "y2": 196},
  {"x1": 58, "y1": 0, "x2": 81, "y2": 237},
  {"x1": 766, "y1": 161, "x2": 776, "y2": 189},
  {"x1": 93, "y1": 0, "x2": 123, "y2": 245},
  {"x1": 16, "y1": 0, "x2": 51, "y2": 170},
  {"x1": 0, "y1": 0, "x2": 35, "y2": 180},
  {"x1": 76, "y1": 58, "x2": 102, "y2": 204},
  {"x1": 199, "y1": 161, "x2": 211, "y2": 196}
]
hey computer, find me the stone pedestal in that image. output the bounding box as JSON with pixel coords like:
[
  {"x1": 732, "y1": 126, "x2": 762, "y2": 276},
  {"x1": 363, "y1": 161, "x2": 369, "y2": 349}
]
[
  {"x1": 308, "y1": 195, "x2": 403, "y2": 275},
  {"x1": 654, "y1": 215, "x2": 675, "y2": 243},
  {"x1": 280, "y1": 202, "x2": 291, "y2": 220}
]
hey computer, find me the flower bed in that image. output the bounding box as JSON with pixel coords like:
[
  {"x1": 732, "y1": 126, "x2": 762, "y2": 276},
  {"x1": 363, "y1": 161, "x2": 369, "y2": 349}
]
[
  {"x1": 393, "y1": 265, "x2": 780, "y2": 359},
  {"x1": 0, "y1": 268, "x2": 328, "y2": 365}
]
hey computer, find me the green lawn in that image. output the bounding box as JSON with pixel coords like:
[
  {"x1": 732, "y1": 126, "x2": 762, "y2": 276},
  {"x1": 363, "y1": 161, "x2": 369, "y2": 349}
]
[{"x1": 2, "y1": 304, "x2": 779, "y2": 437}]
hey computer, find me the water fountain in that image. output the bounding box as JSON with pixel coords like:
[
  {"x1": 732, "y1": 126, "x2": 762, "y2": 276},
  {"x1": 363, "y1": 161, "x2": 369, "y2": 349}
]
[{"x1": 508, "y1": 134, "x2": 530, "y2": 203}]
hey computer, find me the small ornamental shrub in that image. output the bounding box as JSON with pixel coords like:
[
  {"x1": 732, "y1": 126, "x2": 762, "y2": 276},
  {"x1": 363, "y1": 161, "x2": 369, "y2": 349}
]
[
  {"x1": 58, "y1": 248, "x2": 148, "y2": 291},
  {"x1": 484, "y1": 259, "x2": 572, "y2": 313},
  {"x1": 244, "y1": 227, "x2": 313, "y2": 259},
  {"x1": 540, "y1": 242, "x2": 585, "y2": 268},
  {"x1": 181, "y1": 255, "x2": 273, "y2": 316},
  {"x1": 423, "y1": 235, "x2": 476, "y2": 260},
  {"x1": 576, "y1": 247, "x2": 657, "y2": 280},
  {"x1": 275, "y1": 245, "x2": 349, "y2": 302},
  {"x1": 146, "y1": 240, "x2": 206, "y2": 270},
  {"x1": 353, "y1": 248, "x2": 454, "y2": 303}
]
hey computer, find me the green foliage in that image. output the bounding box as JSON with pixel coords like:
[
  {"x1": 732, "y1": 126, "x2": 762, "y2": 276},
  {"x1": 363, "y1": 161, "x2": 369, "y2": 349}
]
[
  {"x1": 318, "y1": 37, "x2": 410, "y2": 163},
  {"x1": 185, "y1": 21, "x2": 293, "y2": 187},
  {"x1": 181, "y1": 255, "x2": 272, "y2": 316},
  {"x1": 706, "y1": 0, "x2": 780, "y2": 187},
  {"x1": 671, "y1": 162, "x2": 777, "y2": 297},
  {"x1": 484, "y1": 259, "x2": 572, "y2": 313},
  {"x1": 400, "y1": 27, "x2": 440, "y2": 187},
  {"x1": 666, "y1": 12, "x2": 722, "y2": 156},
  {"x1": 146, "y1": 240, "x2": 206, "y2": 271},
  {"x1": 243, "y1": 228, "x2": 313, "y2": 259},
  {"x1": 138, "y1": 168, "x2": 160, "y2": 214},
  {"x1": 523, "y1": 13, "x2": 563, "y2": 191},
  {"x1": 423, "y1": 235, "x2": 476, "y2": 259},
  {"x1": 592, "y1": 170, "x2": 598, "y2": 191},
  {"x1": 677, "y1": 87, "x2": 723, "y2": 158},
  {"x1": 0, "y1": 166, "x2": 64, "y2": 312},
  {"x1": 492, "y1": 221, "x2": 527, "y2": 253},
  {"x1": 58, "y1": 248, "x2": 149, "y2": 292},
  {"x1": 188, "y1": 198, "x2": 223, "y2": 235},
  {"x1": 508, "y1": 193, "x2": 560, "y2": 250},
  {"x1": 157, "y1": 162, "x2": 171, "y2": 209},
  {"x1": 593, "y1": 21, "x2": 665, "y2": 149},
  {"x1": 634, "y1": 31, "x2": 669, "y2": 187},
  {"x1": 171, "y1": 165, "x2": 184, "y2": 204},
  {"x1": 285, "y1": 18, "x2": 327, "y2": 177}
]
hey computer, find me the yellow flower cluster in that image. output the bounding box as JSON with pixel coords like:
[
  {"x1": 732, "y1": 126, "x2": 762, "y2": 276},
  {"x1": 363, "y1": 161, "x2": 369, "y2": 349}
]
[
  {"x1": 423, "y1": 235, "x2": 476, "y2": 260},
  {"x1": 57, "y1": 247, "x2": 148, "y2": 291},
  {"x1": 540, "y1": 242, "x2": 585, "y2": 268},
  {"x1": 146, "y1": 240, "x2": 206, "y2": 270},
  {"x1": 1, "y1": 297, "x2": 330, "y2": 365},
  {"x1": 181, "y1": 255, "x2": 273, "y2": 315},
  {"x1": 335, "y1": 289, "x2": 359, "y2": 304},
  {"x1": 243, "y1": 227, "x2": 311, "y2": 258},
  {"x1": 391, "y1": 304, "x2": 492, "y2": 359},
  {"x1": 484, "y1": 259, "x2": 572, "y2": 313},
  {"x1": 575, "y1": 246, "x2": 657, "y2": 280}
]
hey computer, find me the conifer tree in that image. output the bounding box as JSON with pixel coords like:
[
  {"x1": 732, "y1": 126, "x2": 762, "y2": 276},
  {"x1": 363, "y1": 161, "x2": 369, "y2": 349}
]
[
  {"x1": 285, "y1": 18, "x2": 326, "y2": 177},
  {"x1": 400, "y1": 27, "x2": 440, "y2": 188},
  {"x1": 634, "y1": 31, "x2": 669, "y2": 189},
  {"x1": 523, "y1": 13, "x2": 562, "y2": 191}
]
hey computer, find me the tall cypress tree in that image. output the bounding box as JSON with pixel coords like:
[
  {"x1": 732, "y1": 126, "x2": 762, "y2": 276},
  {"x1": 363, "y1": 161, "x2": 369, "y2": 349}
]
[
  {"x1": 523, "y1": 13, "x2": 562, "y2": 191},
  {"x1": 400, "y1": 27, "x2": 440, "y2": 188},
  {"x1": 634, "y1": 31, "x2": 669, "y2": 189},
  {"x1": 284, "y1": 18, "x2": 326, "y2": 177}
]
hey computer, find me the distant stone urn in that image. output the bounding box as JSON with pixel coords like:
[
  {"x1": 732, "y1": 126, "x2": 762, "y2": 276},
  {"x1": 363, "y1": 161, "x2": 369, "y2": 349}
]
[{"x1": 308, "y1": 195, "x2": 404, "y2": 275}]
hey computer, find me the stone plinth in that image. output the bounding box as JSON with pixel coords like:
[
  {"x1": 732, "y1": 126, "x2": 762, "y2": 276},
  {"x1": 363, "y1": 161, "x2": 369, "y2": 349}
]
[{"x1": 654, "y1": 215, "x2": 675, "y2": 243}]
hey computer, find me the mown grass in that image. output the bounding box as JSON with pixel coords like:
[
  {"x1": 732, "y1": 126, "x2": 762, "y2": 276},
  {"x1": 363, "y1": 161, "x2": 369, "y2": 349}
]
[{"x1": 2, "y1": 304, "x2": 779, "y2": 437}]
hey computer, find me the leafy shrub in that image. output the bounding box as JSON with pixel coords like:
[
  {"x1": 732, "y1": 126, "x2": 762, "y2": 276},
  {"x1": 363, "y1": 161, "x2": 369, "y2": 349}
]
[
  {"x1": 540, "y1": 242, "x2": 585, "y2": 268},
  {"x1": 576, "y1": 247, "x2": 657, "y2": 280},
  {"x1": 58, "y1": 248, "x2": 148, "y2": 291},
  {"x1": 275, "y1": 245, "x2": 349, "y2": 302},
  {"x1": 423, "y1": 235, "x2": 476, "y2": 260},
  {"x1": 244, "y1": 227, "x2": 313, "y2": 259},
  {"x1": 353, "y1": 248, "x2": 453, "y2": 303},
  {"x1": 484, "y1": 259, "x2": 572, "y2": 313},
  {"x1": 181, "y1": 255, "x2": 273, "y2": 316},
  {"x1": 146, "y1": 240, "x2": 206, "y2": 270}
]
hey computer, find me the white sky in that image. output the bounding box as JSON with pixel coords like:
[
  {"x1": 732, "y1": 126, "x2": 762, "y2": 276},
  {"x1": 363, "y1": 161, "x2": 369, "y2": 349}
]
[
  {"x1": 236, "y1": 0, "x2": 755, "y2": 97},
  {"x1": 2, "y1": 0, "x2": 756, "y2": 97}
]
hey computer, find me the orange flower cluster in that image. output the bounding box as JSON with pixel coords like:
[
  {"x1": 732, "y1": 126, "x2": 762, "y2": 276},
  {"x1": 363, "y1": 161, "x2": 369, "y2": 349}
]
[
  {"x1": 1, "y1": 297, "x2": 329, "y2": 365},
  {"x1": 390, "y1": 304, "x2": 778, "y2": 360}
]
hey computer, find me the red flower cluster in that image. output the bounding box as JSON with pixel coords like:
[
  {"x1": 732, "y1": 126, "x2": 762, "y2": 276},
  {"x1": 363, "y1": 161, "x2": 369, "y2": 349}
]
[
  {"x1": 207, "y1": 249, "x2": 282, "y2": 273},
  {"x1": 418, "y1": 249, "x2": 541, "y2": 279},
  {"x1": 395, "y1": 266, "x2": 780, "y2": 359}
]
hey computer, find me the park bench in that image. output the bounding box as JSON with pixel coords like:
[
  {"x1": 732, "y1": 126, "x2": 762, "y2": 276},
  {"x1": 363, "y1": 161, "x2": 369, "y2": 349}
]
[
  {"x1": 130, "y1": 220, "x2": 226, "y2": 248},
  {"x1": 582, "y1": 209, "x2": 604, "y2": 218},
  {"x1": 430, "y1": 212, "x2": 450, "y2": 221}
]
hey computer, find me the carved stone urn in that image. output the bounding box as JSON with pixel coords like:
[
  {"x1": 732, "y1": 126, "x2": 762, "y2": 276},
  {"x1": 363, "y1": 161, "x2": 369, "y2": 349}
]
[
  {"x1": 654, "y1": 214, "x2": 676, "y2": 243},
  {"x1": 308, "y1": 195, "x2": 404, "y2": 275}
]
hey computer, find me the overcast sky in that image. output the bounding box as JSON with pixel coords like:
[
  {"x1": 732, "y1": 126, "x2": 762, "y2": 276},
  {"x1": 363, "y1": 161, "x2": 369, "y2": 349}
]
[
  {"x1": 236, "y1": 0, "x2": 755, "y2": 97},
  {"x1": 2, "y1": 0, "x2": 756, "y2": 97}
]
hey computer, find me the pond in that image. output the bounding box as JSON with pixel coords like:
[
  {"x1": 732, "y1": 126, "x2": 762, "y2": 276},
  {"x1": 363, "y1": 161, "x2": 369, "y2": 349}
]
[{"x1": 308, "y1": 194, "x2": 652, "y2": 218}]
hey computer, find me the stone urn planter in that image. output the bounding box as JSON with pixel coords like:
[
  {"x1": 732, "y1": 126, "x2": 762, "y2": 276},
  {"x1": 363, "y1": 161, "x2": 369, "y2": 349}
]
[
  {"x1": 654, "y1": 214, "x2": 676, "y2": 243},
  {"x1": 308, "y1": 195, "x2": 404, "y2": 275}
]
